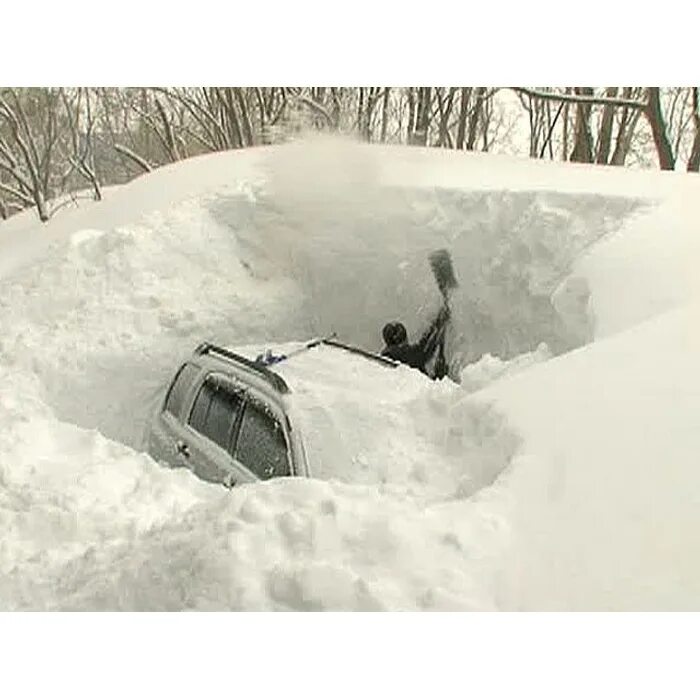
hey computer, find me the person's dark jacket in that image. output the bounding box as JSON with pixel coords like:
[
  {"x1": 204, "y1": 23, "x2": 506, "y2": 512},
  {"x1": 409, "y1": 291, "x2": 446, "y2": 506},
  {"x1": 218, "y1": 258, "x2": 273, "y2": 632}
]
[{"x1": 381, "y1": 306, "x2": 449, "y2": 376}]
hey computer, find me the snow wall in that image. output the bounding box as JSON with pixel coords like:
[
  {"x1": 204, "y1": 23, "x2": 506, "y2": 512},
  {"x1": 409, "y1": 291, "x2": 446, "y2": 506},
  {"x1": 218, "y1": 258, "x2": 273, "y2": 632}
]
[{"x1": 0, "y1": 139, "x2": 646, "y2": 452}]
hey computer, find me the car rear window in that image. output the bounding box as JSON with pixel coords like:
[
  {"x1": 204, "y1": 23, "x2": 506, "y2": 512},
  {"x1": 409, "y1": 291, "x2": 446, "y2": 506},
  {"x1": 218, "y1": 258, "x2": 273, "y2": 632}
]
[
  {"x1": 164, "y1": 363, "x2": 200, "y2": 417},
  {"x1": 234, "y1": 400, "x2": 291, "y2": 479},
  {"x1": 188, "y1": 377, "x2": 244, "y2": 452}
]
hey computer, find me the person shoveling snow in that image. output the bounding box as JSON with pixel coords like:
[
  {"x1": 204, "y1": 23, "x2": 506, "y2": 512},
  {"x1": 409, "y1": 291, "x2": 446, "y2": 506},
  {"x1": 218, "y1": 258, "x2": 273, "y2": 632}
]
[
  {"x1": 380, "y1": 305, "x2": 451, "y2": 378},
  {"x1": 380, "y1": 249, "x2": 458, "y2": 380}
]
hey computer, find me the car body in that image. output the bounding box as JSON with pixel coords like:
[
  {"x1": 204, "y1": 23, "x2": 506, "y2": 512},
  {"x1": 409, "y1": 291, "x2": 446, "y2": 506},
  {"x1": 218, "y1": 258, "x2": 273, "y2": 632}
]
[{"x1": 147, "y1": 338, "x2": 402, "y2": 487}]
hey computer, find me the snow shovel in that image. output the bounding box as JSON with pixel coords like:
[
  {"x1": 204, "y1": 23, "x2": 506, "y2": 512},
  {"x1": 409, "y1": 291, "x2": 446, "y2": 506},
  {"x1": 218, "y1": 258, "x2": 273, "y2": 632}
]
[{"x1": 429, "y1": 248, "x2": 459, "y2": 302}]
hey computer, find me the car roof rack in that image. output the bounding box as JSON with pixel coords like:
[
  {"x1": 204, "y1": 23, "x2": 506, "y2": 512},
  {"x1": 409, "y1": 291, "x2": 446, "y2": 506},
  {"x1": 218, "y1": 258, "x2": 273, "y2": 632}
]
[
  {"x1": 194, "y1": 342, "x2": 290, "y2": 394},
  {"x1": 321, "y1": 338, "x2": 399, "y2": 368}
]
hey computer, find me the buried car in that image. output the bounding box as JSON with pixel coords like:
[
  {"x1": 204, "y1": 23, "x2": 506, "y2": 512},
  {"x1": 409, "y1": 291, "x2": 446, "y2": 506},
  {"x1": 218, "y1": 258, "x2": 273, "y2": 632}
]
[
  {"x1": 146, "y1": 337, "x2": 515, "y2": 496},
  {"x1": 147, "y1": 338, "x2": 402, "y2": 487}
]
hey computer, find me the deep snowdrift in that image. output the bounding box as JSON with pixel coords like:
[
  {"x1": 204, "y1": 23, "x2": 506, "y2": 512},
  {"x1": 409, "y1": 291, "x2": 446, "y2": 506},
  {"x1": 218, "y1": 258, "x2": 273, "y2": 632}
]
[
  {"x1": 1, "y1": 138, "x2": 698, "y2": 610},
  {"x1": 483, "y1": 302, "x2": 700, "y2": 610},
  {"x1": 0, "y1": 141, "x2": 646, "y2": 450}
]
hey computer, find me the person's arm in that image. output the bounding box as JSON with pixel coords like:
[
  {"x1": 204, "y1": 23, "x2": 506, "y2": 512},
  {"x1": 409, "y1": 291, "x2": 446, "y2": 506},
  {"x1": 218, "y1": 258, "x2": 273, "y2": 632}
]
[{"x1": 416, "y1": 305, "x2": 450, "y2": 356}]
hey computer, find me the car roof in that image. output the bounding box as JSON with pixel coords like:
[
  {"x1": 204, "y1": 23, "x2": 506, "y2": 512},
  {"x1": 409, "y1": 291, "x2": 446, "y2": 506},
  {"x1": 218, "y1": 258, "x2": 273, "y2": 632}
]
[
  {"x1": 193, "y1": 339, "x2": 400, "y2": 398},
  {"x1": 195, "y1": 339, "x2": 448, "y2": 487},
  {"x1": 202, "y1": 339, "x2": 397, "y2": 390}
]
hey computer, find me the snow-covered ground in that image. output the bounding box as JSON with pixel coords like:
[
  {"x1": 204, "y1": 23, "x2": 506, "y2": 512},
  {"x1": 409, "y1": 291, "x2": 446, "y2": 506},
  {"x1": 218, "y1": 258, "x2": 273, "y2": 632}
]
[{"x1": 1, "y1": 136, "x2": 698, "y2": 610}]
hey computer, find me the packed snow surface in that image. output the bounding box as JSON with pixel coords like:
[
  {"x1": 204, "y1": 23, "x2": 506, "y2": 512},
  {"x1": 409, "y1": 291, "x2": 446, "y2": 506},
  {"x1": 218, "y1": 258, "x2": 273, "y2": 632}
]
[{"x1": 1, "y1": 137, "x2": 698, "y2": 610}]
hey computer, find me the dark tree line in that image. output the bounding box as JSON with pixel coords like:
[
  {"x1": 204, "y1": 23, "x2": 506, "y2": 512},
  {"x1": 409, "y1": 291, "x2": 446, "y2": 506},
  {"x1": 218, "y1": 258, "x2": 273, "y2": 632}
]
[{"x1": 1, "y1": 87, "x2": 698, "y2": 222}]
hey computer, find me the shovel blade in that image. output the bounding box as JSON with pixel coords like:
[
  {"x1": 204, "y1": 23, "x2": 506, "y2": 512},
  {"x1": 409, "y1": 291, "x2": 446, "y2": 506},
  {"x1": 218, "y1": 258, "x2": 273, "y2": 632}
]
[{"x1": 429, "y1": 248, "x2": 458, "y2": 298}]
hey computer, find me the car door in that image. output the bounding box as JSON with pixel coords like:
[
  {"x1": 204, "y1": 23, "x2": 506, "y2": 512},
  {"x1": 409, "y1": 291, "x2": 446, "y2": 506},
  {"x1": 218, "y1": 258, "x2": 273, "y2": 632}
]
[
  {"x1": 230, "y1": 389, "x2": 294, "y2": 481},
  {"x1": 151, "y1": 361, "x2": 202, "y2": 468},
  {"x1": 181, "y1": 374, "x2": 250, "y2": 485}
]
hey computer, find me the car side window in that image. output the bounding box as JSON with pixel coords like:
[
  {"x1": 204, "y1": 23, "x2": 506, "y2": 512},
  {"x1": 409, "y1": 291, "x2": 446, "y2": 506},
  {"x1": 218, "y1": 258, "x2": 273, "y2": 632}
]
[
  {"x1": 189, "y1": 380, "x2": 214, "y2": 433},
  {"x1": 164, "y1": 363, "x2": 200, "y2": 417},
  {"x1": 234, "y1": 399, "x2": 291, "y2": 480},
  {"x1": 188, "y1": 377, "x2": 244, "y2": 452}
]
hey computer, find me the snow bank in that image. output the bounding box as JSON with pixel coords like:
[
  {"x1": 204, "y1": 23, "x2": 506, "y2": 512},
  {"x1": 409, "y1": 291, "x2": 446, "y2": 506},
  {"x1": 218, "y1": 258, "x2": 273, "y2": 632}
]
[
  {"x1": 459, "y1": 343, "x2": 552, "y2": 392},
  {"x1": 0, "y1": 364, "x2": 219, "y2": 609},
  {"x1": 554, "y1": 187, "x2": 700, "y2": 341},
  {"x1": 7, "y1": 475, "x2": 520, "y2": 611},
  {"x1": 482, "y1": 302, "x2": 700, "y2": 610}
]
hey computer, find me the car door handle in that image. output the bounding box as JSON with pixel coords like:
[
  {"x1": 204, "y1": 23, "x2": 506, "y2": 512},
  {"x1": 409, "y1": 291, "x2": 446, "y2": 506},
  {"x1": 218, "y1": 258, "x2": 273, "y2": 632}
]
[{"x1": 176, "y1": 441, "x2": 190, "y2": 458}]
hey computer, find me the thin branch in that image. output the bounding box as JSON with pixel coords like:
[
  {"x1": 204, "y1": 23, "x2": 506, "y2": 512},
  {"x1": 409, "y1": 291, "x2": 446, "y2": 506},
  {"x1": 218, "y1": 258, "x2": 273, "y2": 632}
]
[
  {"x1": 0, "y1": 181, "x2": 34, "y2": 205},
  {"x1": 539, "y1": 100, "x2": 566, "y2": 158},
  {"x1": 113, "y1": 143, "x2": 152, "y2": 173},
  {"x1": 288, "y1": 90, "x2": 335, "y2": 127},
  {"x1": 511, "y1": 86, "x2": 646, "y2": 110}
]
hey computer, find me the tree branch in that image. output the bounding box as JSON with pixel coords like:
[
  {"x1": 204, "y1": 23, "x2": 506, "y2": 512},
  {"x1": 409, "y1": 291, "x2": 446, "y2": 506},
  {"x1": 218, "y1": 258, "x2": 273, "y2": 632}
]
[
  {"x1": 113, "y1": 143, "x2": 152, "y2": 173},
  {"x1": 511, "y1": 87, "x2": 646, "y2": 110},
  {"x1": 288, "y1": 90, "x2": 335, "y2": 127},
  {"x1": 0, "y1": 181, "x2": 35, "y2": 205}
]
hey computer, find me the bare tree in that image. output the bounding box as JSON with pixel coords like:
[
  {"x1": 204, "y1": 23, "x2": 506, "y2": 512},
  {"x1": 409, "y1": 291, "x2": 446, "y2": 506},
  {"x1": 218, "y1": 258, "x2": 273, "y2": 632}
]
[
  {"x1": 465, "y1": 87, "x2": 486, "y2": 151},
  {"x1": 511, "y1": 87, "x2": 680, "y2": 171},
  {"x1": 658, "y1": 87, "x2": 698, "y2": 170},
  {"x1": 569, "y1": 87, "x2": 595, "y2": 163},
  {"x1": 516, "y1": 89, "x2": 551, "y2": 158},
  {"x1": 59, "y1": 88, "x2": 102, "y2": 201},
  {"x1": 645, "y1": 87, "x2": 675, "y2": 170},
  {"x1": 594, "y1": 87, "x2": 619, "y2": 164},
  {"x1": 455, "y1": 88, "x2": 472, "y2": 150},
  {"x1": 610, "y1": 88, "x2": 645, "y2": 166},
  {"x1": 407, "y1": 87, "x2": 432, "y2": 145},
  {"x1": 688, "y1": 88, "x2": 700, "y2": 172},
  {"x1": 4, "y1": 85, "x2": 698, "y2": 223},
  {"x1": 434, "y1": 87, "x2": 456, "y2": 147},
  {"x1": 0, "y1": 88, "x2": 59, "y2": 221},
  {"x1": 380, "y1": 87, "x2": 391, "y2": 143}
]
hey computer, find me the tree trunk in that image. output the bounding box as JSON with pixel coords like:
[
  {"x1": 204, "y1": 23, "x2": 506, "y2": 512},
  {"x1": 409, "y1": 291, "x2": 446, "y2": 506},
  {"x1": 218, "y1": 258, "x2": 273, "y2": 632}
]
[
  {"x1": 645, "y1": 87, "x2": 675, "y2": 170},
  {"x1": 435, "y1": 88, "x2": 455, "y2": 147},
  {"x1": 539, "y1": 100, "x2": 566, "y2": 159},
  {"x1": 409, "y1": 87, "x2": 431, "y2": 145},
  {"x1": 357, "y1": 88, "x2": 365, "y2": 140},
  {"x1": 362, "y1": 87, "x2": 381, "y2": 142},
  {"x1": 465, "y1": 87, "x2": 485, "y2": 150},
  {"x1": 406, "y1": 89, "x2": 416, "y2": 143},
  {"x1": 380, "y1": 87, "x2": 390, "y2": 143},
  {"x1": 154, "y1": 97, "x2": 180, "y2": 161},
  {"x1": 221, "y1": 88, "x2": 243, "y2": 148},
  {"x1": 234, "y1": 89, "x2": 254, "y2": 146},
  {"x1": 455, "y1": 87, "x2": 471, "y2": 150},
  {"x1": 140, "y1": 89, "x2": 152, "y2": 157},
  {"x1": 610, "y1": 89, "x2": 643, "y2": 166},
  {"x1": 595, "y1": 87, "x2": 618, "y2": 164},
  {"x1": 35, "y1": 190, "x2": 49, "y2": 221},
  {"x1": 562, "y1": 89, "x2": 570, "y2": 160},
  {"x1": 569, "y1": 87, "x2": 594, "y2": 163},
  {"x1": 525, "y1": 95, "x2": 537, "y2": 157},
  {"x1": 686, "y1": 88, "x2": 700, "y2": 172},
  {"x1": 419, "y1": 87, "x2": 432, "y2": 145}
]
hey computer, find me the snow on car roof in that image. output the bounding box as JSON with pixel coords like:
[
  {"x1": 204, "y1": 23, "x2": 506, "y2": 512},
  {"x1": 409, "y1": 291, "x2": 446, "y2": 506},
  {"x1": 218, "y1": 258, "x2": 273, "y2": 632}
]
[{"x1": 228, "y1": 340, "x2": 517, "y2": 499}]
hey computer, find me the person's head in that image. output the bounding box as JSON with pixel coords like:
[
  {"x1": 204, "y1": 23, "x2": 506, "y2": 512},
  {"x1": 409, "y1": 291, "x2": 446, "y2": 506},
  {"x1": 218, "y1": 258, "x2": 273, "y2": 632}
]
[{"x1": 382, "y1": 321, "x2": 407, "y2": 347}]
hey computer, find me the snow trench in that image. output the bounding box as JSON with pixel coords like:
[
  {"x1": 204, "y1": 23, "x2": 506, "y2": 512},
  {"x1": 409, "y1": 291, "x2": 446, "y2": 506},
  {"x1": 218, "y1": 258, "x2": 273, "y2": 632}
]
[
  {"x1": 210, "y1": 184, "x2": 644, "y2": 364},
  {"x1": 0, "y1": 183, "x2": 644, "y2": 457}
]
